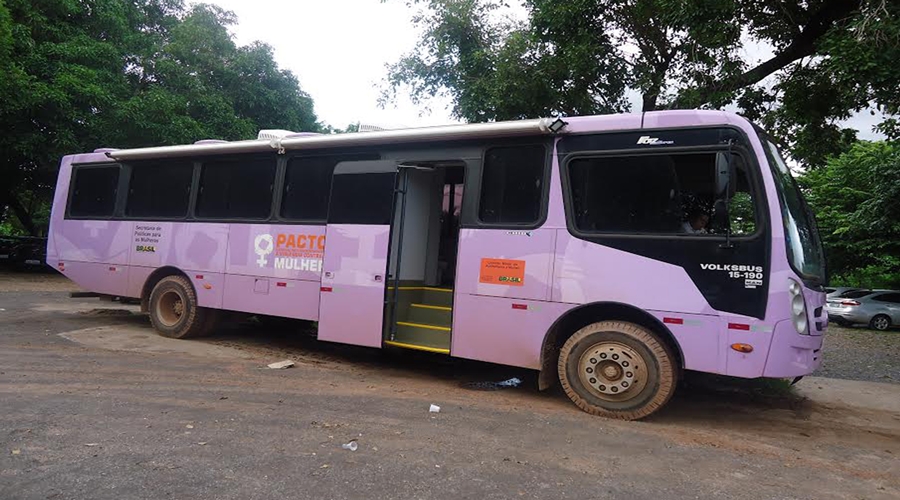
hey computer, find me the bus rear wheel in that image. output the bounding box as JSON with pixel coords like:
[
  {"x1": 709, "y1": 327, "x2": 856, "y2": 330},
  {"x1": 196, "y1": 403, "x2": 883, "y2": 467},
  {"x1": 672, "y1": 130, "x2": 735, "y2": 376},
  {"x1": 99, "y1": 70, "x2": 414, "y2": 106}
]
[
  {"x1": 558, "y1": 321, "x2": 677, "y2": 420},
  {"x1": 148, "y1": 275, "x2": 215, "y2": 339}
]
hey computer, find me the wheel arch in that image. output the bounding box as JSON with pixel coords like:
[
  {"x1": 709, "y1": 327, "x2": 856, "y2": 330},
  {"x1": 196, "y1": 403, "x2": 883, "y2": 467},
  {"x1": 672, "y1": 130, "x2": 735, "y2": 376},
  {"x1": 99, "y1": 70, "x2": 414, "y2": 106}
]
[
  {"x1": 140, "y1": 266, "x2": 191, "y2": 313},
  {"x1": 538, "y1": 301, "x2": 684, "y2": 391}
]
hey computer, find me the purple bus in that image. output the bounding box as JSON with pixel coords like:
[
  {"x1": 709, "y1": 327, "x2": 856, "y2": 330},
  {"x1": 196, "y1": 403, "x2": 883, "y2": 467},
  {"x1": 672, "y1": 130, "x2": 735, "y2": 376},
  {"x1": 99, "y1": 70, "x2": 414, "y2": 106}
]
[{"x1": 47, "y1": 110, "x2": 827, "y2": 420}]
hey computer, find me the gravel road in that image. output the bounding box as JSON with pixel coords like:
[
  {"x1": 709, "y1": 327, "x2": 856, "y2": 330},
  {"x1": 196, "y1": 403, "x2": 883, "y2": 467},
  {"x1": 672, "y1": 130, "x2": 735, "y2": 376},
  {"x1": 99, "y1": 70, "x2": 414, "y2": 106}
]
[
  {"x1": 1, "y1": 269, "x2": 899, "y2": 500},
  {"x1": 815, "y1": 324, "x2": 900, "y2": 383}
]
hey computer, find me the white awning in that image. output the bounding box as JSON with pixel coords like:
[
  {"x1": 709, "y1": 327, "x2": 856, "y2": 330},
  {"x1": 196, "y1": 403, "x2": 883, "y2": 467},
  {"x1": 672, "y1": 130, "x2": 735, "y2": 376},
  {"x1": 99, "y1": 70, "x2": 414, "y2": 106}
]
[{"x1": 106, "y1": 118, "x2": 568, "y2": 161}]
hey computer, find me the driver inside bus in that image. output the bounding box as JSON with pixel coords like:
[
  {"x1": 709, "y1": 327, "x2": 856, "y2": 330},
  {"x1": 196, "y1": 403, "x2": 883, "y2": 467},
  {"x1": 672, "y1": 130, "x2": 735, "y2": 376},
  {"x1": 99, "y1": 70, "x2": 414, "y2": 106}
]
[{"x1": 682, "y1": 209, "x2": 709, "y2": 234}]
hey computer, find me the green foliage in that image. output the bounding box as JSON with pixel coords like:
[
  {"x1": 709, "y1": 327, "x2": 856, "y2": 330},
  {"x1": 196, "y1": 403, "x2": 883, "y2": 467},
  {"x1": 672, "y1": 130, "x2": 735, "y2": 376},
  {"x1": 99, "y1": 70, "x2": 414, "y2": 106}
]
[
  {"x1": 801, "y1": 141, "x2": 900, "y2": 288},
  {"x1": 0, "y1": 220, "x2": 20, "y2": 237},
  {"x1": 0, "y1": 0, "x2": 322, "y2": 235},
  {"x1": 729, "y1": 191, "x2": 756, "y2": 236},
  {"x1": 381, "y1": 0, "x2": 629, "y2": 120},
  {"x1": 385, "y1": 1, "x2": 900, "y2": 169}
]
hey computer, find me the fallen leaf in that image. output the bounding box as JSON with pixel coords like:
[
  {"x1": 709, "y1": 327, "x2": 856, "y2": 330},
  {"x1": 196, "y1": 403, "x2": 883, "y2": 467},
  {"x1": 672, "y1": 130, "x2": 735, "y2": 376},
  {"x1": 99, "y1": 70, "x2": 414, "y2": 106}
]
[{"x1": 11, "y1": 449, "x2": 21, "y2": 455}]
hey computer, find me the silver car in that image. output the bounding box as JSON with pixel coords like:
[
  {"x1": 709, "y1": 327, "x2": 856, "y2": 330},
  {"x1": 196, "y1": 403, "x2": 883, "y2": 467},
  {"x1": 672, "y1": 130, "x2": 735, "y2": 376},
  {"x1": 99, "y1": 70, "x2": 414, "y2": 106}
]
[
  {"x1": 825, "y1": 290, "x2": 900, "y2": 331},
  {"x1": 825, "y1": 286, "x2": 861, "y2": 300}
]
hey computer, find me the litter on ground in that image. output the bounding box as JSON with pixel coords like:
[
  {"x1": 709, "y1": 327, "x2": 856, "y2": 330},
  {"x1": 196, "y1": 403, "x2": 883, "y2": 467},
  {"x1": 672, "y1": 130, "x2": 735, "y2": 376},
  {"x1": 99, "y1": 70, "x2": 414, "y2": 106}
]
[{"x1": 461, "y1": 377, "x2": 523, "y2": 391}]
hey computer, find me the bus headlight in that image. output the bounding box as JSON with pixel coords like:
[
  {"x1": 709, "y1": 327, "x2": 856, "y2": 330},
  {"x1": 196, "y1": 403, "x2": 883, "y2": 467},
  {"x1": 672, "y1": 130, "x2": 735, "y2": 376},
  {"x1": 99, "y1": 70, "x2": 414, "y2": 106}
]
[{"x1": 789, "y1": 279, "x2": 808, "y2": 334}]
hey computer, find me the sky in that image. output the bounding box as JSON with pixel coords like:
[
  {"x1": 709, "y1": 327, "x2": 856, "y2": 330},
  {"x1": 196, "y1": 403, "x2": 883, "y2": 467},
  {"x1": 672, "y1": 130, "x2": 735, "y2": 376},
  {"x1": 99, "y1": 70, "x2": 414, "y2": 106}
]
[
  {"x1": 199, "y1": 0, "x2": 884, "y2": 139},
  {"x1": 199, "y1": 0, "x2": 458, "y2": 129}
]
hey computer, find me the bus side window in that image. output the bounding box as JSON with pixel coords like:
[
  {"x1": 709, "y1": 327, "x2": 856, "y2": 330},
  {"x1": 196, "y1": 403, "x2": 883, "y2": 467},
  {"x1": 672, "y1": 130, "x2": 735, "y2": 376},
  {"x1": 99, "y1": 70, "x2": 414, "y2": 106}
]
[
  {"x1": 69, "y1": 166, "x2": 120, "y2": 218},
  {"x1": 567, "y1": 152, "x2": 758, "y2": 236},
  {"x1": 196, "y1": 157, "x2": 276, "y2": 220},
  {"x1": 281, "y1": 154, "x2": 378, "y2": 222},
  {"x1": 725, "y1": 158, "x2": 757, "y2": 236},
  {"x1": 478, "y1": 145, "x2": 545, "y2": 225},
  {"x1": 281, "y1": 157, "x2": 334, "y2": 221},
  {"x1": 568, "y1": 155, "x2": 682, "y2": 233},
  {"x1": 125, "y1": 161, "x2": 193, "y2": 218}
]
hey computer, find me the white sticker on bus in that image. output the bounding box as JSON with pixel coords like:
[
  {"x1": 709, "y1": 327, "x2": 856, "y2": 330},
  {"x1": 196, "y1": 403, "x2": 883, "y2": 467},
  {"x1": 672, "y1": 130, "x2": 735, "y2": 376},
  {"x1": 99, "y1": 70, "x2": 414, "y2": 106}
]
[{"x1": 254, "y1": 234, "x2": 275, "y2": 267}]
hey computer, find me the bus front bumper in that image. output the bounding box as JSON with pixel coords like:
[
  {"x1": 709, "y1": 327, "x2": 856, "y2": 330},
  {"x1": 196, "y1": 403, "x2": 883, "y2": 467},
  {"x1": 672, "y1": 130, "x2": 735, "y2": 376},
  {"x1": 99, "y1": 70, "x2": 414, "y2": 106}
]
[{"x1": 762, "y1": 319, "x2": 824, "y2": 378}]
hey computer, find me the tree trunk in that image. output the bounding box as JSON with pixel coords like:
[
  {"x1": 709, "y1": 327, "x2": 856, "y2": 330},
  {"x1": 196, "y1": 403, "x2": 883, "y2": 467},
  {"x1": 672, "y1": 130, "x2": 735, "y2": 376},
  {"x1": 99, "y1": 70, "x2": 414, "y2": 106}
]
[
  {"x1": 1, "y1": 187, "x2": 39, "y2": 236},
  {"x1": 642, "y1": 91, "x2": 659, "y2": 112}
]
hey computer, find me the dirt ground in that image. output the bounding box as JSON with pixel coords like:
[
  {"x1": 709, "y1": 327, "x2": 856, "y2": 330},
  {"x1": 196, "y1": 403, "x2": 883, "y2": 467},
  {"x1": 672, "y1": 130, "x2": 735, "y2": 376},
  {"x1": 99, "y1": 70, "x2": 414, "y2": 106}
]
[{"x1": 1, "y1": 270, "x2": 899, "y2": 500}]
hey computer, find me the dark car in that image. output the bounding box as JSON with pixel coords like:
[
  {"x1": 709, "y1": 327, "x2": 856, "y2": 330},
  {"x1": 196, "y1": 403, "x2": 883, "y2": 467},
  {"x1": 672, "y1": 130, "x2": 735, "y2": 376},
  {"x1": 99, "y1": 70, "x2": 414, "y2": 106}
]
[{"x1": 0, "y1": 236, "x2": 47, "y2": 267}]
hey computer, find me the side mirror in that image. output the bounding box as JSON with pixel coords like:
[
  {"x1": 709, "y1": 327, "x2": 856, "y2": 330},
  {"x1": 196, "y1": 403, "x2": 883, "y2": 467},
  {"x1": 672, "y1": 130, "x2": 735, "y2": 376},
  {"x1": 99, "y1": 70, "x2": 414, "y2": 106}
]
[{"x1": 715, "y1": 152, "x2": 731, "y2": 197}]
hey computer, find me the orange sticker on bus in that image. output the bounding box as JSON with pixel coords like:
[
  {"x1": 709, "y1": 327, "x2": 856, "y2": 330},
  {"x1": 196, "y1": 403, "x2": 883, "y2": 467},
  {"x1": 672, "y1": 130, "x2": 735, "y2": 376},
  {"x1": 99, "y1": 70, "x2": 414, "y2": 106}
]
[{"x1": 479, "y1": 258, "x2": 526, "y2": 286}]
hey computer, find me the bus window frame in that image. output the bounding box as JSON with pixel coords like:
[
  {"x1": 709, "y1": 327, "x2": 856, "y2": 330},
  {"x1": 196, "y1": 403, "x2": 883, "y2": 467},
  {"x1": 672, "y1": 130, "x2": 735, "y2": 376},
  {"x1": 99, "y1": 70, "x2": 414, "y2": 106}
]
[
  {"x1": 275, "y1": 151, "x2": 382, "y2": 225},
  {"x1": 191, "y1": 152, "x2": 281, "y2": 223},
  {"x1": 65, "y1": 162, "x2": 125, "y2": 220},
  {"x1": 471, "y1": 140, "x2": 553, "y2": 230},
  {"x1": 120, "y1": 160, "x2": 197, "y2": 221},
  {"x1": 561, "y1": 146, "x2": 765, "y2": 241},
  {"x1": 558, "y1": 126, "x2": 770, "y2": 243}
]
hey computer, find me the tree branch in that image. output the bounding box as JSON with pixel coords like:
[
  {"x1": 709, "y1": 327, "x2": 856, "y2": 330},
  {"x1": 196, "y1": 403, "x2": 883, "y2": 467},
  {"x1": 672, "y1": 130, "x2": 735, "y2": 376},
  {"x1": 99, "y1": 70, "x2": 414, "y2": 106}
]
[{"x1": 675, "y1": 0, "x2": 862, "y2": 107}]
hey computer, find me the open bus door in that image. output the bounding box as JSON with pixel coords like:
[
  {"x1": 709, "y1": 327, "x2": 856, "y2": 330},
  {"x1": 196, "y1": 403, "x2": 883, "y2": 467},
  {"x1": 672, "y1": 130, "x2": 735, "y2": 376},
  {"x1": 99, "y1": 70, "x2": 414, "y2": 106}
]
[{"x1": 317, "y1": 160, "x2": 399, "y2": 347}]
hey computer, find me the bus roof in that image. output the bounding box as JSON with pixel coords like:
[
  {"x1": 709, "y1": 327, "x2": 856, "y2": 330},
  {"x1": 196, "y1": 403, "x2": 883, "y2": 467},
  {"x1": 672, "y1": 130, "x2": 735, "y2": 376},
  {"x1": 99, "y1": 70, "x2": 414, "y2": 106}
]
[{"x1": 104, "y1": 110, "x2": 744, "y2": 162}]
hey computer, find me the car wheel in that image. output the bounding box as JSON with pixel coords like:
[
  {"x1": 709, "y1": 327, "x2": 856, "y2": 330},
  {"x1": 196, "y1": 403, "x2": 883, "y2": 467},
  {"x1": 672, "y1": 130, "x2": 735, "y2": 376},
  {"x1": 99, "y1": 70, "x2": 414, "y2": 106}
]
[
  {"x1": 558, "y1": 321, "x2": 677, "y2": 420},
  {"x1": 869, "y1": 314, "x2": 891, "y2": 331}
]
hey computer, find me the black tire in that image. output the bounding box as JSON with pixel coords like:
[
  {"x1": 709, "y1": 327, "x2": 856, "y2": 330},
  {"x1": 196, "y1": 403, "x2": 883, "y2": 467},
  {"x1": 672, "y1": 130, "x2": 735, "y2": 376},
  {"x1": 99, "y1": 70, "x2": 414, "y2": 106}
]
[
  {"x1": 869, "y1": 314, "x2": 891, "y2": 331},
  {"x1": 558, "y1": 321, "x2": 677, "y2": 420},
  {"x1": 148, "y1": 275, "x2": 217, "y2": 339}
]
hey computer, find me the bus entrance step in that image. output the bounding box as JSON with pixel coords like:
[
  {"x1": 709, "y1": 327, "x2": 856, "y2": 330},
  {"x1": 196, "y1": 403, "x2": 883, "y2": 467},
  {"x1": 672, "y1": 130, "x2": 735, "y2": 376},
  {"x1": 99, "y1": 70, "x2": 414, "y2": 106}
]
[
  {"x1": 421, "y1": 287, "x2": 453, "y2": 308},
  {"x1": 392, "y1": 322, "x2": 451, "y2": 352},
  {"x1": 407, "y1": 303, "x2": 452, "y2": 326}
]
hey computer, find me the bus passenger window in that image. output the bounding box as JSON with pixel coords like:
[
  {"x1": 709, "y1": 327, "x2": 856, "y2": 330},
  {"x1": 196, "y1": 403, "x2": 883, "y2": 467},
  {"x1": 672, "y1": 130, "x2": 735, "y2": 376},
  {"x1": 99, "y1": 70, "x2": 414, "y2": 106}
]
[
  {"x1": 567, "y1": 152, "x2": 757, "y2": 235},
  {"x1": 328, "y1": 172, "x2": 396, "y2": 225},
  {"x1": 69, "y1": 166, "x2": 120, "y2": 218},
  {"x1": 281, "y1": 157, "x2": 334, "y2": 221},
  {"x1": 196, "y1": 157, "x2": 276, "y2": 220},
  {"x1": 126, "y1": 161, "x2": 193, "y2": 218},
  {"x1": 281, "y1": 154, "x2": 378, "y2": 222},
  {"x1": 478, "y1": 145, "x2": 545, "y2": 224}
]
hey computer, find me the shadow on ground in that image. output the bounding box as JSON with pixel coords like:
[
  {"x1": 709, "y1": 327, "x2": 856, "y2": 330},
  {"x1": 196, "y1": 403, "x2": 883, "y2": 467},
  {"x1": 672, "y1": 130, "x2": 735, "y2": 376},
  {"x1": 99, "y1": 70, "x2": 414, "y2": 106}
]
[{"x1": 126, "y1": 312, "x2": 817, "y2": 425}]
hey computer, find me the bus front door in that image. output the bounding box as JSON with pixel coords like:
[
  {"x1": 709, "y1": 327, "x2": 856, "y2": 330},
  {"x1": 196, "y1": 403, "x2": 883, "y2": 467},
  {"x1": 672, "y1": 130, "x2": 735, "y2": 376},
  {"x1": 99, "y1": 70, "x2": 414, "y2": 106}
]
[{"x1": 317, "y1": 160, "x2": 399, "y2": 348}]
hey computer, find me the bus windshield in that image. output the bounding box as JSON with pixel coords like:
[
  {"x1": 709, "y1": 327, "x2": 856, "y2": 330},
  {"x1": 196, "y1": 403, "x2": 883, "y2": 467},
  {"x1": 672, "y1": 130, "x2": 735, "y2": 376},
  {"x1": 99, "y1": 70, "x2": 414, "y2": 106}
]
[{"x1": 761, "y1": 138, "x2": 826, "y2": 285}]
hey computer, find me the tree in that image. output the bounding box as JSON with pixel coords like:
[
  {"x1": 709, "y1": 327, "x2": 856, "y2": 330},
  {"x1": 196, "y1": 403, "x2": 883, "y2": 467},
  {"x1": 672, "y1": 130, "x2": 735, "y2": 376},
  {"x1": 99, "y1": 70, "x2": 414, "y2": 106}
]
[
  {"x1": 0, "y1": 0, "x2": 322, "y2": 236},
  {"x1": 801, "y1": 141, "x2": 900, "y2": 288},
  {"x1": 383, "y1": 0, "x2": 900, "y2": 168}
]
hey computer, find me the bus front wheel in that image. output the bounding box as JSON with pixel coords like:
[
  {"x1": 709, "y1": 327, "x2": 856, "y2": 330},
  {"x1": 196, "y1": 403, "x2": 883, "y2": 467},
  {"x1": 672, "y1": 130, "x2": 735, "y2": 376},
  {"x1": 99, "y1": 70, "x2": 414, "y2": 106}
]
[
  {"x1": 148, "y1": 275, "x2": 216, "y2": 339},
  {"x1": 558, "y1": 321, "x2": 677, "y2": 420}
]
